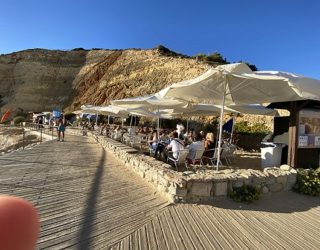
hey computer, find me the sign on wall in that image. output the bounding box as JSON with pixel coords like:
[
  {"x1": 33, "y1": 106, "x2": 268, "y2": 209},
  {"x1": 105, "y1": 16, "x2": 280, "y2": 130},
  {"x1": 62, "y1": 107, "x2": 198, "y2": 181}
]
[{"x1": 298, "y1": 109, "x2": 320, "y2": 148}]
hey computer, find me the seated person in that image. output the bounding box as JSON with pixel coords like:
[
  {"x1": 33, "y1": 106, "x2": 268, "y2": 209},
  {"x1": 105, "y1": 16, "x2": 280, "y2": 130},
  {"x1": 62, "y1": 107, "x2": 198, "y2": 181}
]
[
  {"x1": 186, "y1": 132, "x2": 205, "y2": 164},
  {"x1": 128, "y1": 127, "x2": 136, "y2": 135},
  {"x1": 199, "y1": 130, "x2": 205, "y2": 140},
  {"x1": 148, "y1": 129, "x2": 158, "y2": 153},
  {"x1": 105, "y1": 125, "x2": 110, "y2": 137},
  {"x1": 141, "y1": 127, "x2": 149, "y2": 134},
  {"x1": 114, "y1": 125, "x2": 120, "y2": 133},
  {"x1": 113, "y1": 125, "x2": 123, "y2": 139},
  {"x1": 159, "y1": 130, "x2": 169, "y2": 142},
  {"x1": 137, "y1": 126, "x2": 143, "y2": 133},
  {"x1": 176, "y1": 120, "x2": 185, "y2": 140},
  {"x1": 203, "y1": 132, "x2": 216, "y2": 160},
  {"x1": 205, "y1": 132, "x2": 216, "y2": 150},
  {"x1": 99, "y1": 123, "x2": 106, "y2": 135},
  {"x1": 166, "y1": 131, "x2": 185, "y2": 160}
]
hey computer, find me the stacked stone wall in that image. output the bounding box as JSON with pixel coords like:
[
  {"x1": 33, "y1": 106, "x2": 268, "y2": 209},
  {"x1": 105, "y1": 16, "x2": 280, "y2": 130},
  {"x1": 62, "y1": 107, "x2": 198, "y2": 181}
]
[{"x1": 89, "y1": 132, "x2": 297, "y2": 203}]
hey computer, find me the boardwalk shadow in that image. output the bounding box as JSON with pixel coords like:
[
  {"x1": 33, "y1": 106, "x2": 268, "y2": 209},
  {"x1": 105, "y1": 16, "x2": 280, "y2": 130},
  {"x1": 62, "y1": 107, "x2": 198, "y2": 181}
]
[
  {"x1": 77, "y1": 149, "x2": 105, "y2": 249},
  {"x1": 205, "y1": 191, "x2": 320, "y2": 213}
]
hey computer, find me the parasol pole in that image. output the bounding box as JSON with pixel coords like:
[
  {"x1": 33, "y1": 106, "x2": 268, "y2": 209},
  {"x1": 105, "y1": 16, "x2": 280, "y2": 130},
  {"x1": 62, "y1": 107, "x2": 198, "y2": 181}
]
[
  {"x1": 186, "y1": 118, "x2": 189, "y2": 132},
  {"x1": 216, "y1": 75, "x2": 227, "y2": 170},
  {"x1": 230, "y1": 115, "x2": 236, "y2": 144},
  {"x1": 130, "y1": 115, "x2": 133, "y2": 128},
  {"x1": 157, "y1": 106, "x2": 160, "y2": 139},
  {"x1": 95, "y1": 111, "x2": 98, "y2": 125}
]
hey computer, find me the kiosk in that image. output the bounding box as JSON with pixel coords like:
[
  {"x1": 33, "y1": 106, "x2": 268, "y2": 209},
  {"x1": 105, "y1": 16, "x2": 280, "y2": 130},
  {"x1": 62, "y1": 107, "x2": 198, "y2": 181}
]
[{"x1": 269, "y1": 100, "x2": 320, "y2": 169}]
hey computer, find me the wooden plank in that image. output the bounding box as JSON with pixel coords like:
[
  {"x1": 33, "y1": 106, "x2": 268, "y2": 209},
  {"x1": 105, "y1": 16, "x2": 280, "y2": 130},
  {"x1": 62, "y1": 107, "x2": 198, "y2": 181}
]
[{"x1": 199, "y1": 206, "x2": 246, "y2": 249}]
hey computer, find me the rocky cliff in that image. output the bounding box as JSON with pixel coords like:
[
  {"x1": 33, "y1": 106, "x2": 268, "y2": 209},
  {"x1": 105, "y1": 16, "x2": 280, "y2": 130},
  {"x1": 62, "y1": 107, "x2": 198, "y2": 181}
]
[
  {"x1": 0, "y1": 48, "x2": 208, "y2": 113},
  {"x1": 0, "y1": 47, "x2": 282, "y2": 130}
]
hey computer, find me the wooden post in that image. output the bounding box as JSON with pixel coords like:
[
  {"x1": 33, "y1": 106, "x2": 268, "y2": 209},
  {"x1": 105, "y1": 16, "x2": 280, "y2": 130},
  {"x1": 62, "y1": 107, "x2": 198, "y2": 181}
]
[
  {"x1": 22, "y1": 129, "x2": 25, "y2": 150},
  {"x1": 288, "y1": 102, "x2": 297, "y2": 167},
  {"x1": 288, "y1": 101, "x2": 310, "y2": 168}
]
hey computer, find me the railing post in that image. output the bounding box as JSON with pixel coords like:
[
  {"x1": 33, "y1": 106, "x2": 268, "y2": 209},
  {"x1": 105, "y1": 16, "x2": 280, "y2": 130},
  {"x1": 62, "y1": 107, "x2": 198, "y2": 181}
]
[{"x1": 23, "y1": 128, "x2": 25, "y2": 150}]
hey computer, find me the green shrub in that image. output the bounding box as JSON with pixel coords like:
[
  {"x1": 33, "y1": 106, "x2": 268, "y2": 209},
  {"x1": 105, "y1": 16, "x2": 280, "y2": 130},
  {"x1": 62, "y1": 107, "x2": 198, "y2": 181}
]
[
  {"x1": 206, "y1": 52, "x2": 228, "y2": 64},
  {"x1": 194, "y1": 53, "x2": 207, "y2": 60},
  {"x1": 237, "y1": 61, "x2": 258, "y2": 71},
  {"x1": 229, "y1": 184, "x2": 261, "y2": 203},
  {"x1": 72, "y1": 48, "x2": 86, "y2": 51},
  {"x1": 192, "y1": 52, "x2": 228, "y2": 64},
  {"x1": 234, "y1": 121, "x2": 271, "y2": 134},
  {"x1": 156, "y1": 45, "x2": 189, "y2": 58},
  {"x1": 13, "y1": 116, "x2": 25, "y2": 125},
  {"x1": 203, "y1": 122, "x2": 217, "y2": 134},
  {"x1": 293, "y1": 168, "x2": 320, "y2": 196}
]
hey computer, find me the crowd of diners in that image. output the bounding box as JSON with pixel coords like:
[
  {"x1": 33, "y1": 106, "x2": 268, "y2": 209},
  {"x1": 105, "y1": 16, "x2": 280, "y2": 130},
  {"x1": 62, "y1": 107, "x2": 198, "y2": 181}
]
[{"x1": 87, "y1": 119, "x2": 231, "y2": 169}]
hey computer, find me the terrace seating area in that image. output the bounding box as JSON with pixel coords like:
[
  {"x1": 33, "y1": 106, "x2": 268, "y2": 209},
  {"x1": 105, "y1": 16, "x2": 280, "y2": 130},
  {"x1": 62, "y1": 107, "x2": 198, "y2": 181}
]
[{"x1": 87, "y1": 123, "x2": 240, "y2": 171}]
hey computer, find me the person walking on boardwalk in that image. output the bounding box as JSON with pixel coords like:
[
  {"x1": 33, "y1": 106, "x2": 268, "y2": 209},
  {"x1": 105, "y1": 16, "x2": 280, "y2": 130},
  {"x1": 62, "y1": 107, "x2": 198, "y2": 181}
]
[{"x1": 57, "y1": 115, "x2": 66, "y2": 142}]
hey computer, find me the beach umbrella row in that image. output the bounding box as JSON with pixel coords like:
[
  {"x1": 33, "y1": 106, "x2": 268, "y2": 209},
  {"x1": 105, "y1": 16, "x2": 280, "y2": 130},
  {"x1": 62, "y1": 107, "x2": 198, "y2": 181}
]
[
  {"x1": 83, "y1": 63, "x2": 320, "y2": 169},
  {"x1": 157, "y1": 63, "x2": 320, "y2": 169}
]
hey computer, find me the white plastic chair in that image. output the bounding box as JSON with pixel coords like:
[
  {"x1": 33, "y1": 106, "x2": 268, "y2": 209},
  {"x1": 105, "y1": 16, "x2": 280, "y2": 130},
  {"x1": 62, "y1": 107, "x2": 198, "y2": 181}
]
[
  {"x1": 202, "y1": 148, "x2": 224, "y2": 167},
  {"x1": 201, "y1": 148, "x2": 216, "y2": 166},
  {"x1": 113, "y1": 132, "x2": 122, "y2": 141},
  {"x1": 221, "y1": 144, "x2": 237, "y2": 166},
  {"x1": 188, "y1": 148, "x2": 205, "y2": 168},
  {"x1": 122, "y1": 133, "x2": 130, "y2": 144},
  {"x1": 167, "y1": 149, "x2": 189, "y2": 171},
  {"x1": 130, "y1": 135, "x2": 143, "y2": 149}
]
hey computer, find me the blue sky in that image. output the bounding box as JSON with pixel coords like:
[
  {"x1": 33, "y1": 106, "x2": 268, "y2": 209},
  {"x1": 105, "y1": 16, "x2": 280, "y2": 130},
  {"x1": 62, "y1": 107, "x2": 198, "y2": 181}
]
[{"x1": 1, "y1": 0, "x2": 320, "y2": 78}]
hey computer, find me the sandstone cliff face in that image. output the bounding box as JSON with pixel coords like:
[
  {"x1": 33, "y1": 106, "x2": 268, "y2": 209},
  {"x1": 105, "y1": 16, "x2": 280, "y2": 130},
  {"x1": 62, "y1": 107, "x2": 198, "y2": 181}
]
[
  {"x1": 0, "y1": 48, "x2": 208, "y2": 113},
  {"x1": 0, "y1": 49, "x2": 88, "y2": 112},
  {"x1": 70, "y1": 49, "x2": 209, "y2": 111},
  {"x1": 0, "y1": 48, "x2": 281, "y2": 130}
]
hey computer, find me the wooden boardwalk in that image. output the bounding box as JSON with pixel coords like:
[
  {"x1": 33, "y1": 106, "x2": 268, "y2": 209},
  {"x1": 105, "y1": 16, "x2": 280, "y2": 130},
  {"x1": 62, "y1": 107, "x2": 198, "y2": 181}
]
[
  {"x1": 0, "y1": 135, "x2": 319, "y2": 249},
  {"x1": 111, "y1": 192, "x2": 320, "y2": 250}
]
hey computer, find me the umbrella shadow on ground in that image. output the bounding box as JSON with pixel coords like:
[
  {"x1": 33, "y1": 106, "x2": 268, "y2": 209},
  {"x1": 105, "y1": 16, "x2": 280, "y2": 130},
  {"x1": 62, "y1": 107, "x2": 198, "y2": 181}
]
[
  {"x1": 76, "y1": 149, "x2": 106, "y2": 250},
  {"x1": 201, "y1": 191, "x2": 320, "y2": 213}
]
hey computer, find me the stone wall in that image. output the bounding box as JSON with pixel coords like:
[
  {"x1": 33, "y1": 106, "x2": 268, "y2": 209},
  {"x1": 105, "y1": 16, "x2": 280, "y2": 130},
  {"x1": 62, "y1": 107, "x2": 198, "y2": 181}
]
[{"x1": 88, "y1": 132, "x2": 297, "y2": 204}]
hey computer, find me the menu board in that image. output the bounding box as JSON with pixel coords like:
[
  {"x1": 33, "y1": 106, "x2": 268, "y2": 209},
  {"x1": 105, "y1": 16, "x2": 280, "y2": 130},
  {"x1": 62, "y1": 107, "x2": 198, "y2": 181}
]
[{"x1": 298, "y1": 109, "x2": 320, "y2": 148}]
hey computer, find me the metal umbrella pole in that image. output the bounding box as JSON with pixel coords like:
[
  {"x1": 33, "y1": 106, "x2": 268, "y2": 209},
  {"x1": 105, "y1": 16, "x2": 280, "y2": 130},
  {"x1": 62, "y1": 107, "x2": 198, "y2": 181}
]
[
  {"x1": 129, "y1": 115, "x2": 133, "y2": 128},
  {"x1": 216, "y1": 76, "x2": 227, "y2": 170},
  {"x1": 186, "y1": 118, "x2": 189, "y2": 133},
  {"x1": 157, "y1": 106, "x2": 160, "y2": 139},
  {"x1": 230, "y1": 115, "x2": 236, "y2": 144},
  {"x1": 95, "y1": 111, "x2": 98, "y2": 125}
]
